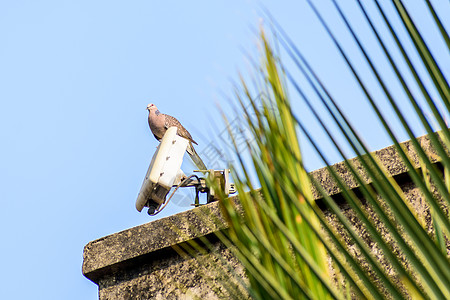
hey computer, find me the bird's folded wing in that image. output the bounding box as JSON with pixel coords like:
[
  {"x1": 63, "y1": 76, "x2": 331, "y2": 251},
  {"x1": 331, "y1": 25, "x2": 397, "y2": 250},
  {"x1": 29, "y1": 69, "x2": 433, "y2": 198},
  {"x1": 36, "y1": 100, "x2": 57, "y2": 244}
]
[{"x1": 164, "y1": 114, "x2": 198, "y2": 145}]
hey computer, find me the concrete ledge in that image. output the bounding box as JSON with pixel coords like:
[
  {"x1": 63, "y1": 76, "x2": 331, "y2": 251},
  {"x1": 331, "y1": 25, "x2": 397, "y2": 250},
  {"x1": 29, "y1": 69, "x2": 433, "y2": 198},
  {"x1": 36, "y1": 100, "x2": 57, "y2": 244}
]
[
  {"x1": 309, "y1": 133, "x2": 441, "y2": 198},
  {"x1": 82, "y1": 132, "x2": 445, "y2": 298},
  {"x1": 83, "y1": 201, "x2": 227, "y2": 283}
]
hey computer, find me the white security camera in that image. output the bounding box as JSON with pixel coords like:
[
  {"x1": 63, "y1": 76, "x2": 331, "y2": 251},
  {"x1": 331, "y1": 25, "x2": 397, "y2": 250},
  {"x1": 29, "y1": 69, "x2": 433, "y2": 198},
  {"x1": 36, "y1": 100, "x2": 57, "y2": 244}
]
[
  {"x1": 136, "y1": 127, "x2": 236, "y2": 216},
  {"x1": 136, "y1": 127, "x2": 188, "y2": 214}
]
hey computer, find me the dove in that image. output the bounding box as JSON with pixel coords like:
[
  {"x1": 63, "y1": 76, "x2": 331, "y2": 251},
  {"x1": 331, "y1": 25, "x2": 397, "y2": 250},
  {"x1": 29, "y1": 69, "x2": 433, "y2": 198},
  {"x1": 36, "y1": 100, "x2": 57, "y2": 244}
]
[{"x1": 147, "y1": 103, "x2": 207, "y2": 171}]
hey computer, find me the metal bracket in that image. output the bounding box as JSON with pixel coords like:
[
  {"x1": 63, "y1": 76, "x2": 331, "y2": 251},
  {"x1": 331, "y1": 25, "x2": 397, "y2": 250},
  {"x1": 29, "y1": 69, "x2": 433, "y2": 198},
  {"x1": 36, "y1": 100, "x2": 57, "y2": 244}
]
[{"x1": 146, "y1": 169, "x2": 236, "y2": 215}]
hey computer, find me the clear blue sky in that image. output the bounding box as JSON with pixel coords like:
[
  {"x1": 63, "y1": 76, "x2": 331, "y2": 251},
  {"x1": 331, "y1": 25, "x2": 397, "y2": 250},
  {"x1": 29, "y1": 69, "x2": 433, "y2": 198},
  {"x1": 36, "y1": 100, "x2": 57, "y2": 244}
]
[{"x1": 0, "y1": 1, "x2": 448, "y2": 299}]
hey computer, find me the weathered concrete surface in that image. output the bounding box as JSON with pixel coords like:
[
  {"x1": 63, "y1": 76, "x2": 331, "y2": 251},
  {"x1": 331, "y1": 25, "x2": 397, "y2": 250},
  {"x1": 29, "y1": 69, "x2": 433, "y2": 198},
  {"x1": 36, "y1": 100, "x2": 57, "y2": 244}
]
[
  {"x1": 83, "y1": 197, "x2": 247, "y2": 299},
  {"x1": 308, "y1": 133, "x2": 441, "y2": 199},
  {"x1": 97, "y1": 241, "x2": 247, "y2": 300},
  {"x1": 82, "y1": 133, "x2": 446, "y2": 299},
  {"x1": 82, "y1": 201, "x2": 227, "y2": 282}
]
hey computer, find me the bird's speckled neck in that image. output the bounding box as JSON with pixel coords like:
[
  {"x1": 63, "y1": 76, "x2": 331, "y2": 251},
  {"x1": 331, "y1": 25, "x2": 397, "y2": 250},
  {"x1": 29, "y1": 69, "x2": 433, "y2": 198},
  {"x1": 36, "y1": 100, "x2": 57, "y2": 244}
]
[{"x1": 155, "y1": 110, "x2": 161, "y2": 115}]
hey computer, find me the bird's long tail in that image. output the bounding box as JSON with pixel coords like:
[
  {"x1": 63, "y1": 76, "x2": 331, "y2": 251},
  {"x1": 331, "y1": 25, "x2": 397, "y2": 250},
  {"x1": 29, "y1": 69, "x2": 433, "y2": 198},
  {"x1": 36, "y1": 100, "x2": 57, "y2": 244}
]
[{"x1": 187, "y1": 142, "x2": 207, "y2": 171}]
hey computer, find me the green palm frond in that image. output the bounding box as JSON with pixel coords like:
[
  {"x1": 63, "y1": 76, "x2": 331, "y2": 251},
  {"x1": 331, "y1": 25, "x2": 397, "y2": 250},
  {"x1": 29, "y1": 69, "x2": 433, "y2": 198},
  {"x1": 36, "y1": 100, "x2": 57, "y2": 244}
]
[{"x1": 215, "y1": 1, "x2": 450, "y2": 299}]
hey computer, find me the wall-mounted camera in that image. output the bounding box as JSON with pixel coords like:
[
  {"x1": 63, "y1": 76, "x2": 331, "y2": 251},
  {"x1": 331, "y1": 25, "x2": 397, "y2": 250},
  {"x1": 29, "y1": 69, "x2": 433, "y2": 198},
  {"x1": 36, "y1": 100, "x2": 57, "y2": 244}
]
[{"x1": 136, "y1": 127, "x2": 235, "y2": 216}]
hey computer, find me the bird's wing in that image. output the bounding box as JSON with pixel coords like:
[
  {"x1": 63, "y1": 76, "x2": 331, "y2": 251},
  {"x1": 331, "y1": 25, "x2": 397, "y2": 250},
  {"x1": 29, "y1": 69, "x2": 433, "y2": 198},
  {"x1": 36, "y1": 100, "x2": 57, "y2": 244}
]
[{"x1": 163, "y1": 114, "x2": 198, "y2": 145}]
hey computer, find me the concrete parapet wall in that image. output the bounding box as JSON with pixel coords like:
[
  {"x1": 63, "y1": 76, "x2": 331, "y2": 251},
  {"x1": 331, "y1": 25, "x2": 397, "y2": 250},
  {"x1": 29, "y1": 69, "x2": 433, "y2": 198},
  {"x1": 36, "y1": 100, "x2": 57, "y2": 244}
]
[{"x1": 82, "y1": 134, "x2": 443, "y2": 299}]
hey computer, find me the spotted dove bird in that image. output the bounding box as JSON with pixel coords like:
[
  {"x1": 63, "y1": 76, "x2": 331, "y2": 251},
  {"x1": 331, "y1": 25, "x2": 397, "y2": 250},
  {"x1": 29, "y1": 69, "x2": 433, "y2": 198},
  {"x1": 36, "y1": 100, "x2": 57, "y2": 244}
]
[{"x1": 147, "y1": 103, "x2": 207, "y2": 171}]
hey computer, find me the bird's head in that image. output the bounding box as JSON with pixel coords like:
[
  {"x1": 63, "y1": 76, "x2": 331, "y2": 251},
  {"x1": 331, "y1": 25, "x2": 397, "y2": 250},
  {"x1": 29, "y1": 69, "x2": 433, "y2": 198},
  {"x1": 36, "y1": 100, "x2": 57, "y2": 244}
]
[
  {"x1": 147, "y1": 103, "x2": 157, "y2": 112},
  {"x1": 147, "y1": 103, "x2": 161, "y2": 115}
]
